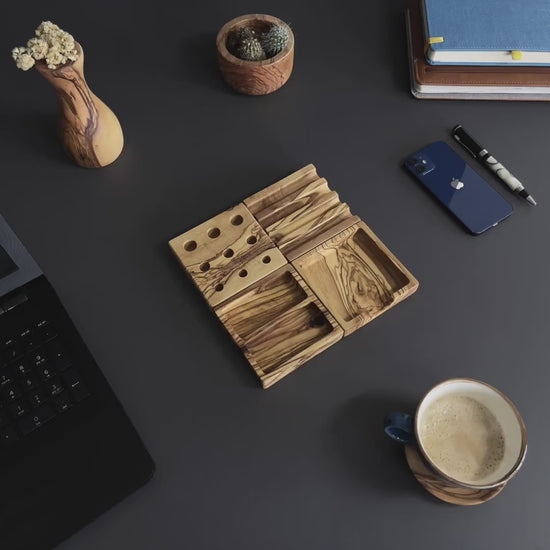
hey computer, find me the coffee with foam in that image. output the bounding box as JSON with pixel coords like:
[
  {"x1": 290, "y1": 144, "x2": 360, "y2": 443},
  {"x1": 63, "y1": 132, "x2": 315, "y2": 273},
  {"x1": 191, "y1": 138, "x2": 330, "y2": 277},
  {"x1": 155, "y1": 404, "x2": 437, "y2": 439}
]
[{"x1": 419, "y1": 394, "x2": 506, "y2": 484}]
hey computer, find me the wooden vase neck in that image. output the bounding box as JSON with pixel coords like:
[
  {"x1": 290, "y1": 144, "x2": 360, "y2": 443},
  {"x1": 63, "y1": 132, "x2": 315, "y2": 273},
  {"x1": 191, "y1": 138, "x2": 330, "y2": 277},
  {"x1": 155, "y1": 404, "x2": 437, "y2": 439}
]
[{"x1": 34, "y1": 43, "x2": 124, "y2": 168}]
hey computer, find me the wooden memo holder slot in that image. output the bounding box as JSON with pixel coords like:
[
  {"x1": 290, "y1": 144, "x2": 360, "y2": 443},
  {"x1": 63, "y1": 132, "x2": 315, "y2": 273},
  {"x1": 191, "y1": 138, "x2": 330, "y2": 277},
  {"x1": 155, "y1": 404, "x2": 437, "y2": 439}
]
[{"x1": 169, "y1": 165, "x2": 419, "y2": 388}]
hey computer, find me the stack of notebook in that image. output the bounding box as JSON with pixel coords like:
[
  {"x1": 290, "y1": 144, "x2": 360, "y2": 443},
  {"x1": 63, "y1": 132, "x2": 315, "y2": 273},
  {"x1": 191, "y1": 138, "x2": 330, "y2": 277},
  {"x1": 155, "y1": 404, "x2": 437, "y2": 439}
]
[{"x1": 407, "y1": 0, "x2": 550, "y2": 100}]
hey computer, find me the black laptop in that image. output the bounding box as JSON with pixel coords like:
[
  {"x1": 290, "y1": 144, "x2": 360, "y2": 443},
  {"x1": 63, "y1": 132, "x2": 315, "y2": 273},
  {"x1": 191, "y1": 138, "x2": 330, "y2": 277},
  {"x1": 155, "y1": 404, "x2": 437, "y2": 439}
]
[{"x1": 0, "y1": 215, "x2": 154, "y2": 550}]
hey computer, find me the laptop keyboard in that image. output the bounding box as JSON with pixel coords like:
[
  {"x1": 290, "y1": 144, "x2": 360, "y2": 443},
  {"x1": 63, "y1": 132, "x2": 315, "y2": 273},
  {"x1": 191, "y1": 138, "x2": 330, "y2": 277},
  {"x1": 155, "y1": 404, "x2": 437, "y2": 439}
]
[{"x1": 0, "y1": 315, "x2": 91, "y2": 449}]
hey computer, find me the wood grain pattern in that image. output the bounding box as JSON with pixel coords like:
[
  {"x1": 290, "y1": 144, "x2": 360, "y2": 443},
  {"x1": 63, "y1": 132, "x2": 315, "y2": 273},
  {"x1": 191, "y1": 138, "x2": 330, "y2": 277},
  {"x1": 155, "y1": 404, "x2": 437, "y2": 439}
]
[
  {"x1": 215, "y1": 265, "x2": 343, "y2": 388},
  {"x1": 216, "y1": 14, "x2": 294, "y2": 96},
  {"x1": 170, "y1": 165, "x2": 419, "y2": 387},
  {"x1": 293, "y1": 221, "x2": 419, "y2": 336},
  {"x1": 169, "y1": 203, "x2": 286, "y2": 307},
  {"x1": 244, "y1": 165, "x2": 358, "y2": 260},
  {"x1": 34, "y1": 43, "x2": 123, "y2": 168},
  {"x1": 404, "y1": 445, "x2": 505, "y2": 505}
]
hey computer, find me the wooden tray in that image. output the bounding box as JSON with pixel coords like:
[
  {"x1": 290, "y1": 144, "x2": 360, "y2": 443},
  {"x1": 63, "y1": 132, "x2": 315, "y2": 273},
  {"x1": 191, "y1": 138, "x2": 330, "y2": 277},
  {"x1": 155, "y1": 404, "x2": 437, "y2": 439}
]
[
  {"x1": 170, "y1": 165, "x2": 419, "y2": 387},
  {"x1": 215, "y1": 265, "x2": 343, "y2": 388},
  {"x1": 293, "y1": 221, "x2": 418, "y2": 336}
]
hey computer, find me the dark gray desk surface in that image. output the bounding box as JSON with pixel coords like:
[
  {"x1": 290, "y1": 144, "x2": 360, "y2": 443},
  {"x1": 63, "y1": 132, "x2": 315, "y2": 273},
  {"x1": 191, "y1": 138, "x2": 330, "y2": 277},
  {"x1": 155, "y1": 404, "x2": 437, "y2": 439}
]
[{"x1": 2, "y1": 1, "x2": 549, "y2": 549}]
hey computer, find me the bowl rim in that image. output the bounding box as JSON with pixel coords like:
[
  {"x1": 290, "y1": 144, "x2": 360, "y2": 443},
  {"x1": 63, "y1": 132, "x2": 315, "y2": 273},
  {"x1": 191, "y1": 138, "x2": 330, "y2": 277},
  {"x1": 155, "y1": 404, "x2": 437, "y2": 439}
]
[
  {"x1": 414, "y1": 377, "x2": 528, "y2": 489},
  {"x1": 216, "y1": 13, "x2": 294, "y2": 67}
]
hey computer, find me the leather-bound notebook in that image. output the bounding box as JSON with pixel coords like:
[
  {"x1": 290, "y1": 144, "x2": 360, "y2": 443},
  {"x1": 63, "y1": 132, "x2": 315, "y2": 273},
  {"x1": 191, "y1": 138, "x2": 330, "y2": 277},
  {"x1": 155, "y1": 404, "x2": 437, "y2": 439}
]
[{"x1": 408, "y1": 0, "x2": 550, "y2": 92}]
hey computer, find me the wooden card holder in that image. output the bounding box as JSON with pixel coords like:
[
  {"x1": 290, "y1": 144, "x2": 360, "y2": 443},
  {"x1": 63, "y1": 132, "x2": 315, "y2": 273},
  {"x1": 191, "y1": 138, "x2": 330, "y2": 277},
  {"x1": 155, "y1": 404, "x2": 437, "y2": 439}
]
[
  {"x1": 215, "y1": 265, "x2": 343, "y2": 388},
  {"x1": 244, "y1": 164, "x2": 360, "y2": 261},
  {"x1": 170, "y1": 164, "x2": 418, "y2": 387}
]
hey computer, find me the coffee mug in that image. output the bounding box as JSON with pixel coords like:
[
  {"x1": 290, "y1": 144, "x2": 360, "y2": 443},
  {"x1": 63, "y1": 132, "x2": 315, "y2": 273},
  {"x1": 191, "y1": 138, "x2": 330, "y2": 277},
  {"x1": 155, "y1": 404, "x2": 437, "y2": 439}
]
[{"x1": 384, "y1": 378, "x2": 527, "y2": 490}]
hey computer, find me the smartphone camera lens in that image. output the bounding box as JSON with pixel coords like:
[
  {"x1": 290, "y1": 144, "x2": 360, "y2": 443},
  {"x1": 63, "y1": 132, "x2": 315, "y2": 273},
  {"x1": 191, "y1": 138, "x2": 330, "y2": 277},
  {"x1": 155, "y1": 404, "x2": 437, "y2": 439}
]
[
  {"x1": 416, "y1": 165, "x2": 426, "y2": 173},
  {"x1": 407, "y1": 158, "x2": 417, "y2": 166}
]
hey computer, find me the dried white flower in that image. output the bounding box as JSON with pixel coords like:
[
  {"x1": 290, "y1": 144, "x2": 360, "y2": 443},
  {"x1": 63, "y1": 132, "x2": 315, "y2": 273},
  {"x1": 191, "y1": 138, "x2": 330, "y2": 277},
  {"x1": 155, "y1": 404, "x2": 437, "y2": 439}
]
[
  {"x1": 12, "y1": 48, "x2": 35, "y2": 70},
  {"x1": 35, "y1": 21, "x2": 61, "y2": 39},
  {"x1": 45, "y1": 45, "x2": 65, "y2": 69},
  {"x1": 13, "y1": 21, "x2": 80, "y2": 71},
  {"x1": 27, "y1": 37, "x2": 48, "y2": 60},
  {"x1": 12, "y1": 46, "x2": 26, "y2": 61}
]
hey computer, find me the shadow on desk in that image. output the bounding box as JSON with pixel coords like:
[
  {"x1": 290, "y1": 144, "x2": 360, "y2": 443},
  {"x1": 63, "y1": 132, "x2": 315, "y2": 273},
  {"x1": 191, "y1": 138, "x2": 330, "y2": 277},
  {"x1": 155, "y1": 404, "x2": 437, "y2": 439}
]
[
  {"x1": 327, "y1": 391, "x2": 433, "y2": 499},
  {"x1": 156, "y1": 241, "x2": 260, "y2": 389},
  {"x1": 1, "y1": 111, "x2": 67, "y2": 164},
  {"x1": 384, "y1": 10, "x2": 410, "y2": 93},
  {"x1": 180, "y1": 32, "x2": 227, "y2": 93}
]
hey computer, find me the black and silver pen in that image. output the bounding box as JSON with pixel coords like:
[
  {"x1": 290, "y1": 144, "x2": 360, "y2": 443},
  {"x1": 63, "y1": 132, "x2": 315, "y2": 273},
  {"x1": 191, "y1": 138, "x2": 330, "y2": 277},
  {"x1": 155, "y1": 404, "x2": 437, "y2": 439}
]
[{"x1": 452, "y1": 125, "x2": 537, "y2": 206}]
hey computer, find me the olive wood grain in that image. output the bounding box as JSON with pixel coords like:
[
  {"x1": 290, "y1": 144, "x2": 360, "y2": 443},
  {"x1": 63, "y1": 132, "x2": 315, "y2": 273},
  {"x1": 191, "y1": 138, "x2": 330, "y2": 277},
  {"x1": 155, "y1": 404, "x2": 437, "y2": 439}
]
[
  {"x1": 216, "y1": 14, "x2": 294, "y2": 95},
  {"x1": 169, "y1": 203, "x2": 287, "y2": 308},
  {"x1": 404, "y1": 445, "x2": 505, "y2": 505},
  {"x1": 35, "y1": 43, "x2": 123, "y2": 168},
  {"x1": 169, "y1": 166, "x2": 419, "y2": 387},
  {"x1": 215, "y1": 265, "x2": 343, "y2": 388},
  {"x1": 293, "y1": 221, "x2": 419, "y2": 336},
  {"x1": 244, "y1": 165, "x2": 358, "y2": 260}
]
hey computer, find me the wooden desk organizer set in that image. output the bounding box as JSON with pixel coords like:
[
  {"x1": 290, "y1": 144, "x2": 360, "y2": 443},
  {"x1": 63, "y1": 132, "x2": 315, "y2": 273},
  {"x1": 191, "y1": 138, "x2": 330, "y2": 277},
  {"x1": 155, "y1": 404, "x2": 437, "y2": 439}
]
[{"x1": 169, "y1": 165, "x2": 419, "y2": 388}]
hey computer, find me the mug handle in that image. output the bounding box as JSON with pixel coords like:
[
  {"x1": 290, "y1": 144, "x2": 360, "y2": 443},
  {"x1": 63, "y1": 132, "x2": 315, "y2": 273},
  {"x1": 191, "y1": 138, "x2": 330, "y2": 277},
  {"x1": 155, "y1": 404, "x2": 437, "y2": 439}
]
[{"x1": 384, "y1": 412, "x2": 415, "y2": 444}]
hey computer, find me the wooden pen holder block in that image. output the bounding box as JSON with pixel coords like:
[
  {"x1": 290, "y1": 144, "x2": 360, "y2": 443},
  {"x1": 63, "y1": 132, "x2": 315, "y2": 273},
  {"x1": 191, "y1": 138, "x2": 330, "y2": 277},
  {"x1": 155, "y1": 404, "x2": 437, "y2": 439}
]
[{"x1": 169, "y1": 203, "x2": 286, "y2": 308}]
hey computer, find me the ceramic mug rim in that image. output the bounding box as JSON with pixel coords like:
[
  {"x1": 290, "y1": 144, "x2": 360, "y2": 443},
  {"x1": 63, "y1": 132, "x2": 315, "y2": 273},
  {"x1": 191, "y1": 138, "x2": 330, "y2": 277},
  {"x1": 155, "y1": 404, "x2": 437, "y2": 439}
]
[{"x1": 413, "y1": 378, "x2": 528, "y2": 489}]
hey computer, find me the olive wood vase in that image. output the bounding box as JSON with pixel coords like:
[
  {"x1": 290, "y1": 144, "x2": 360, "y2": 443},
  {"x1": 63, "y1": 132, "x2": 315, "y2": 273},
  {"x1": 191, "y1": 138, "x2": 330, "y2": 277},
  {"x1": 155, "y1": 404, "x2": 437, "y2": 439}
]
[
  {"x1": 35, "y1": 43, "x2": 123, "y2": 168},
  {"x1": 216, "y1": 14, "x2": 294, "y2": 95}
]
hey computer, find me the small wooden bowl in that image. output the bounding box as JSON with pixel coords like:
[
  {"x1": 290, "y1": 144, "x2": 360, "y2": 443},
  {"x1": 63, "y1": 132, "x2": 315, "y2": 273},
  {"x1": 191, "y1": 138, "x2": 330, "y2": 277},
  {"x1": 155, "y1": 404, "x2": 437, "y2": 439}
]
[{"x1": 216, "y1": 14, "x2": 294, "y2": 95}]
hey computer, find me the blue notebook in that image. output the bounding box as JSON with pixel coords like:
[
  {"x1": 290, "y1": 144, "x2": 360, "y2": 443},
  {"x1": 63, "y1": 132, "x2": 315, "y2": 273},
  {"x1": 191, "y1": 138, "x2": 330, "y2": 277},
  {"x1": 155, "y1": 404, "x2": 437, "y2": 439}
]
[{"x1": 422, "y1": 0, "x2": 550, "y2": 66}]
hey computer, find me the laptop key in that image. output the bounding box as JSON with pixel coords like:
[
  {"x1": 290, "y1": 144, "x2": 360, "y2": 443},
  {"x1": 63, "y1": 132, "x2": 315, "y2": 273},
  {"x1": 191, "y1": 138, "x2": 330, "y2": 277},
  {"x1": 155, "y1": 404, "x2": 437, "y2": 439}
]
[
  {"x1": 9, "y1": 400, "x2": 29, "y2": 419},
  {"x1": 18, "y1": 404, "x2": 56, "y2": 436},
  {"x1": 0, "y1": 425, "x2": 19, "y2": 448},
  {"x1": 2, "y1": 382, "x2": 21, "y2": 402},
  {"x1": 38, "y1": 365, "x2": 56, "y2": 381},
  {"x1": 36, "y1": 321, "x2": 57, "y2": 343},
  {"x1": 0, "y1": 368, "x2": 12, "y2": 386},
  {"x1": 20, "y1": 328, "x2": 39, "y2": 351},
  {"x1": 63, "y1": 369, "x2": 91, "y2": 402},
  {"x1": 52, "y1": 391, "x2": 72, "y2": 413},
  {"x1": 12, "y1": 360, "x2": 32, "y2": 377},
  {"x1": 3, "y1": 343, "x2": 23, "y2": 363},
  {"x1": 21, "y1": 373, "x2": 40, "y2": 391},
  {"x1": 29, "y1": 348, "x2": 48, "y2": 368},
  {"x1": 28, "y1": 390, "x2": 46, "y2": 408},
  {"x1": 48, "y1": 340, "x2": 72, "y2": 371},
  {"x1": 45, "y1": 377, "x2": 64, "y2": 397}
]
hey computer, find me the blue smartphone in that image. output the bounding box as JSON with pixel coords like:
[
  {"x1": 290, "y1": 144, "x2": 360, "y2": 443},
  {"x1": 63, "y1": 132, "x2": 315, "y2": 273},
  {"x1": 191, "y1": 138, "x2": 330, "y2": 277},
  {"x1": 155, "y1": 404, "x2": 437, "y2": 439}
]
[{"x1": 404, "y1": 141, "x2": 513, "y2": 235}]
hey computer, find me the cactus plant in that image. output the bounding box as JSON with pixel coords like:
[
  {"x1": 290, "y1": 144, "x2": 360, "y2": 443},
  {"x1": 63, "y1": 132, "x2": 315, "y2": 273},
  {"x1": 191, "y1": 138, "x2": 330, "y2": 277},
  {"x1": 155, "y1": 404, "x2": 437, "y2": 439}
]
[
  {"x1": 237, "y1": 36, "x2": 266, "y2": 61},
  {"x1": 236, "y1": 27, "x2": 255, "y2": 42},
  {"x1": 227, "y1": 27, "x2": 254, "y2": 57},
  {"x1": 260, "y1": 24, "x2": 289, "y2": 58}
]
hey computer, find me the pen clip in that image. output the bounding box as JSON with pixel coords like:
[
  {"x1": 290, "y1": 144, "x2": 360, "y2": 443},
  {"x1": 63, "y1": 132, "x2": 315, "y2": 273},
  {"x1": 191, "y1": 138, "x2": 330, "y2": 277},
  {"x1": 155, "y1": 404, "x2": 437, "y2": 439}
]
[{"x1": 453, "y1": 134, "x2": 478, "y2": 159}]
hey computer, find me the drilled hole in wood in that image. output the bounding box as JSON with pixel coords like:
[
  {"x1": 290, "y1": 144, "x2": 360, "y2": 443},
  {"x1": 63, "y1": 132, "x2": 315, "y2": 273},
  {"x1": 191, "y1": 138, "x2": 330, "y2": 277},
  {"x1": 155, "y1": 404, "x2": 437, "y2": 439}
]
[
  {"x1": 247, "y1": 236, "x2": 257, "y2": 245},
  {"x1": 184, "y1": 240, "x2": 197, "y2": 251},
  {"x1": 223, "y1": 248, "x2": 234, "y2": 258},
  {"x1": 208, "y1": 227, "x2": 221, "y2": 238},
  {"x1": 215, "y1": 283, "x2": 224, "y2": 292},
  {"x1": 200, "y1": 262, "x2": 210, "y2": 272},
  {"x1": 262, "y1": 255, "x2": 271, "y2": 264},
  {"x1": 239, "y1": 269, "x2": 248, "y2": 277},
  {"x1": 231, "y1": 215, "x2": 244, "y2": 226}
]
